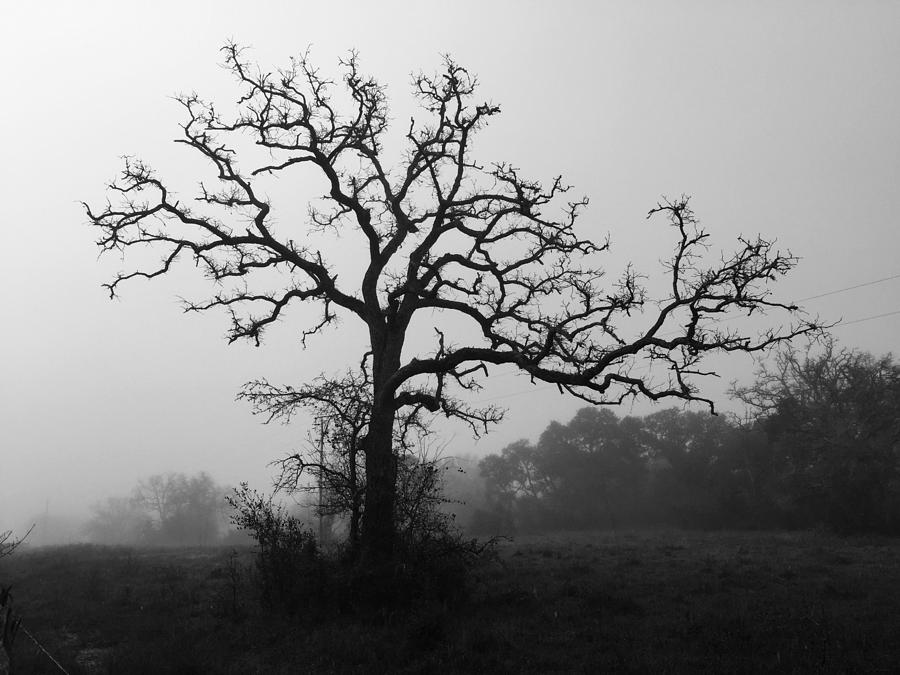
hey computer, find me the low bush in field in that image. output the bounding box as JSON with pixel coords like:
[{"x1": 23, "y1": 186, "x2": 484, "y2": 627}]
[
  {"x1": 227, "y1": 482, "x2": 496, "y2": 616},
  {"x1": 227, "y1": 484, "x2": 325, "y2": 614}
]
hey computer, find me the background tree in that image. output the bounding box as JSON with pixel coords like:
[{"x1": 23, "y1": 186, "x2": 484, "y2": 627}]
[
  {"x1": 84, "y1": 496, "x2": 153, "y2": 545},
  {"x1": 641, "y1": 408, "x2": 737, "y2": 527},
  {"x1": 732, "y1": 340, "x2": 900, "y2": 532},
  {"x1": 477, "y1": 407, "x2": 765, "y2": 532},
  {"x1": 477, "y1": 346, "x2": 900, "y2": 536},
  {"x1": 538, "y1": 408, "x2": 646, "y2": 529},
  {"x1": 133, "y1": 474, "x2": 180, "y2": 531},
  {"x1": 134, "y1": 472, "x2": 226, "y2": 545},
  {"x1": 87, "y1": 44, "x2": 816, "y2": 563},
  {"x1": 477, "y1": 439, "x2": 551, "y2": 532},
  {"x1": 85, "y1": 472, "x2": 228, "y2": 545}
]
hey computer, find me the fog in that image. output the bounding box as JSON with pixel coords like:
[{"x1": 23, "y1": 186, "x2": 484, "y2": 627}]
[{"x1": 2, "y1": 0, "x2": 899, "y2": 542}]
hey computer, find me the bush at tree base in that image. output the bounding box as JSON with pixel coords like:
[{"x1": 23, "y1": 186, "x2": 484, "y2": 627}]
[
  {"x1": 227, "y1": 485, "x2": 324, "y2": 613},
  {"x1": 227, "y1": 483, "x2": 495, "y2": 614}
]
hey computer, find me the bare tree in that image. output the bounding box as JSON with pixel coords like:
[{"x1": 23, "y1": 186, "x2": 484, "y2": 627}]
[
  {"x1": 241, "y1": 369, "x2": 375, "y2": 550},
  {"x1": 241, "y1": 363, "x2": 477, "y2": 552},
  {"x1": 731, "y1": 339, "x2": 900, "y2": 531},
  {"x1": 87, "y1": 44, "x2": 817, "y2": 563},
  {"x1": 133, "y1": 473, "x2": 180, "y2": 527},
  {"x1": 133, "y1": 472, "x2": 225, "y2": 545},
  {"x1": 0, "y1": 526, "x2": 32, "y2": 561}
]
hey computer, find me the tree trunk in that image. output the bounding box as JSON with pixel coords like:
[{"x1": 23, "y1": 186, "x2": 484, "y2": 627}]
[
  {"x1": 349, "y1": 444, "x2": 361, "y2": 554},
  {"x1": 360, "y1": 403, "x2": 397, "y2": 564},
  {"x1": 359, "y1": 329, "x2": 403, "y2": 566}
]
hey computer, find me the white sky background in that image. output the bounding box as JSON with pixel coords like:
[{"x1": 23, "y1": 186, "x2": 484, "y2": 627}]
[{"x1": 1, "y1": 1, "x2": 899, "y2": 533}]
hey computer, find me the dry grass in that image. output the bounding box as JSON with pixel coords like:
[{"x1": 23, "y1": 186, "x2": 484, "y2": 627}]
[{"x1": 1, "y1": 530, "x2": 899, "y2": 673}]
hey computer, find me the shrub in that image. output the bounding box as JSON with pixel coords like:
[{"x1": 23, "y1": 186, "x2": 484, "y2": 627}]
[
  {"x1": 227, "y1": 484, "x2": 322, "y2": 613},
  {"x1": 228, "y1": 472, "x2": 497, "y2": 616}
]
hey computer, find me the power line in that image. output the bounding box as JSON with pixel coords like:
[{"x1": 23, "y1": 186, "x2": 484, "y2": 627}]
[
  {"x1": 834, "y1": 308, "x2": 900, "y2": 328},
  {"x1": 797, "y1": 272, "x2": 900, "y2": 303}
]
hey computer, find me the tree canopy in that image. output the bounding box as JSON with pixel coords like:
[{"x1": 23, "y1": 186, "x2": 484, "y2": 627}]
[
  {"x1": 87, "y1": 44, "x2": 816, "y2": 563},
  {"x1": 733, "y1": 340, "x2": 900, "y2": 532}
]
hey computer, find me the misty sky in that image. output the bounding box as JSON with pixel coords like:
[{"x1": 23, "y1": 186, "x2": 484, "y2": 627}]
[{"x1": 2, "y1": 1, "x2": 899, "y2": 533}]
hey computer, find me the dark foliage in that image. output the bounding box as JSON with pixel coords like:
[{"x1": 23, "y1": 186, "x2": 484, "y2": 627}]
[
  {"x1": 226, "y1": 484, "x2": 323, "y2": 613},
  {"x1": 477, "y1": 345, "x2": 900, "y2": 535},
  {"x1": 240, "y1": 363, "x2": 496, "y2": 611},
  {"x1": 227, "y1": 478, "x2": 493, "y2": 616},
  {"x1": 733, "y1": 339, "x2": 900, "y2": 533}
]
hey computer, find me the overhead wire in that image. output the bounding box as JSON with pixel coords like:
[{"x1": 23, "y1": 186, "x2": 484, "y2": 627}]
[
  {"x1": 832, "y1": 308, "x2": 900, "y2": 328},
  {"x1": 796, "y1": 272, "x2": 900, "y2": 303}
]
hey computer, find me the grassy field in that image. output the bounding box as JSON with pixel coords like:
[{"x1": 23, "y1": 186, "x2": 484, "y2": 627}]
[{"x1": 2, "y1": 529, "x2": 899, "y2": 673}]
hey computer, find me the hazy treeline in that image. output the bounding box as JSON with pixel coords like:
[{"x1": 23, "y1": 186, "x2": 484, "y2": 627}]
[
  {"x1": 62, "y1": 344, "x2": 900, "y2": 546},
  {"x1": 471, "y1": 345, "x2": 900, "y2": 536},
  {"x1": 86, "y1": 472, "x2": 239, "y2": 546}
]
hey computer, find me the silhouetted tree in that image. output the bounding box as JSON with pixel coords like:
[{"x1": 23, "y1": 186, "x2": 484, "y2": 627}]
[
  {"x1": 87, "y1": 43, "x2": 816, "y2": 564},
  {"x1": 641, "y1": 408, "x2": 736, "y2": 525},
  {"x1": 478, "y1": 440, "x2": 549, "y2": 532},
  {"x1": 244, "y1": 371, "x2": 372, "y2": 549},
  {"x1": 242, "y1": 369, "x2": 472, "y2": 555},
  {"x1": 732, "y1": 340, "x2": 900, "y2": 532},
  {"x1": 242, "y1": 367, "x2": 434, "y2": 551},
  {"x1": 539, "y1": 408, "x2": 646, "y2": 528},
  {"x1": 479, "y1": 407, "x2": 750, "y2": 532}
]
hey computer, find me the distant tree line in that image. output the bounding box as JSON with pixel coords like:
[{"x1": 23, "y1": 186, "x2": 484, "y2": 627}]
[
  {"x1": 472, "y1": 343, "x2": 900, "y2": 535},
  {"x1": 86, "y1": 472, "x2": 233, "y2": 546}
]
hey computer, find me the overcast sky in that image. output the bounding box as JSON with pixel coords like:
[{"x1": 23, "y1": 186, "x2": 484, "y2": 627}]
[{"x1": 2, "y1": 1, "x2": 899, "y2": 533}]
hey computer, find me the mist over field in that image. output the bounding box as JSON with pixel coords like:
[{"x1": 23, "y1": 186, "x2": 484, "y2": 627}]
[
  {"x1": 2, "y1": 1, "x2": 900, "y2": 671},
  {"x1": 2, "y1": 1, "x2": 899, "y2": 538}
]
